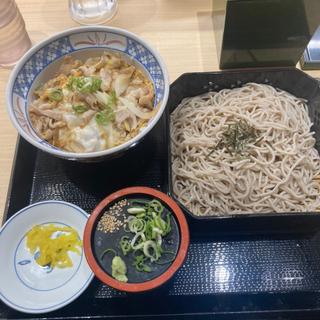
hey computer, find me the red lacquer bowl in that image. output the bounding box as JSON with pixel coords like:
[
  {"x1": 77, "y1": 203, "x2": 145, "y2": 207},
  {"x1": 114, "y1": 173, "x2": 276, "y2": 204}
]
[{"x1": 83, "y1": 186, "x2": 190, "y2": 292}]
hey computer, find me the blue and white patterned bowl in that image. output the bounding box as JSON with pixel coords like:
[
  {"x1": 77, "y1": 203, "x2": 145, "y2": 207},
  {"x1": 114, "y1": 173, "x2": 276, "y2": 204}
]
[{"x1": 6, "y1": 26, "x2": 169, "y2": 161}]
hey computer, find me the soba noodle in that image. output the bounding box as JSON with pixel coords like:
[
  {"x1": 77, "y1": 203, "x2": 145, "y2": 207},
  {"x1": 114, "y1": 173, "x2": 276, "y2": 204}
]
[{"x1": 171, "y1": 83, "x2": 320, "y2": 216}]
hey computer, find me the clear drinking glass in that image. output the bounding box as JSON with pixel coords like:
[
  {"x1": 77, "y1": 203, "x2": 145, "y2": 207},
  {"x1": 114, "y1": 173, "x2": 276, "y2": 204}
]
[
  {"x1": 0, "y1": 0, "x2": 31, "y2": 67},
  {"x1": 69, "y1": 0, "x2": 118, "y2": 25}
]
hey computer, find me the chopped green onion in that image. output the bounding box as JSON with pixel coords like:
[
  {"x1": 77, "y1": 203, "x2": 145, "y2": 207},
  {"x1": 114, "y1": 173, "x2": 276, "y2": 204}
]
[
  {"x1": 48, "y1": 88, "x2": 63, "y2": 102},
  {"x1": 156, "y1": 233, "x2": 162, "y2": 246},
  {"x1": 131, "y1": 232, "x2": 146, "y2": 250},
  {"x1": 67, "y1": 76, "x2": 102, "y2": 93},
  {"x1": 143, "y1": 240, "x2": 161, "y2": 262},
  {"x1": 94, "y1": 89, "x2": 117, "y2": 109},
  {"x1": 130, "y1": 199, "x2": 150, "y2": 206},
  {"x1": 85, "y1": 77, "x2": 97, "y2": 92},
  {"x1": 133, "y1": 254, "x2": 151, "y2": 272},
  {"x1": 145, "y1": 220, "x2": 154, "y2": 240},
  {"x1": 123, "y1": 223, "x2": 131, "y2": 233},
  {"x1": 72, "y1": 104, "x2": 88, "y2": 114},
  {"x1": 152, "y1": 227, "x2": 163, "y2": 235},
  {"x1": 133, "y1": 254, "x2": 145, "y2": 271},
  {"x1": 95, "y1": 108, "x2": 114, "y2": 126},
  {"x1": 143, "y1": 264, "x2": 151, "y2": 272},
  {"x1": 120, "y1": 236, "x2": 131, "y2": 256},
  {"x1": 109, "y1": 89, "x2": 117, "y2": 107},
  {"x1": 115, "y1": 198, "x2": 174, "y2": 276},
  {"x1": 149, "y1": 200, "x2": 163, "y2": 213},
  {"x1": 154, "y1": 216, "x2": 166, "y2": 233},
  {"x1": 128, "y1": 217, "x2": 145, "y2": 233},
  {"x1": 100, "y1": 248, "x2": 116, "y2": 260},
  {"x1": 67, "y1": 76, "x2": 80, "y2": 91},
  {"x1": 127, "y1": 207, "x2": 146, "y2": 214}
]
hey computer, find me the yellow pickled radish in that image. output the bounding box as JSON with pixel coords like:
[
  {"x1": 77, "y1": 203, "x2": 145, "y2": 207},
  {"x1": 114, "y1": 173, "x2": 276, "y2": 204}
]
[{"x1": 26, "y1": 224, "x2": 82, "y2": 269}]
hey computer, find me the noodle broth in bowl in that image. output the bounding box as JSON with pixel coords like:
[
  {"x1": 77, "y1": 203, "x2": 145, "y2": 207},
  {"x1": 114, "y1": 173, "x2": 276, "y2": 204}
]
[
  {"x1": 167, "y1": 69, "x2": 320, "y2": 220},
  {"x1": 6, "y1": 27, "x2": 169, "y2": 161}
]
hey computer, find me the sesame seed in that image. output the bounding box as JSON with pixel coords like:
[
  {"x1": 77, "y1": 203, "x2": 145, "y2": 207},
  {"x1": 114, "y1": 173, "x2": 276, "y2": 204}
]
[{"x1": 97, "y1": 199, "x2": 128, "y2": 233}]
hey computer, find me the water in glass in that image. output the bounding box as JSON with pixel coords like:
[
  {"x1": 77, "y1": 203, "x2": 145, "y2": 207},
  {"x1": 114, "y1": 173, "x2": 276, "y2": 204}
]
[{"x1": 69, "y1": 0, "x2": 118, "y2": 25}]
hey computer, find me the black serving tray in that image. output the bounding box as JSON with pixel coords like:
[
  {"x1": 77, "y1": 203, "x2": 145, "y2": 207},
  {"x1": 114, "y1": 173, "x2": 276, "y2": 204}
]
[{"x1": 4, "y1": 69, "x2": 320, "y2": 319}]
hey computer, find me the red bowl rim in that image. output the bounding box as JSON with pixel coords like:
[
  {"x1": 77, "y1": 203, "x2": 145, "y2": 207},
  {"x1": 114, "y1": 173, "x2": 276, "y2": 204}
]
[{"x1": 83, "y1": 186, "x2": 190, "y2": 292}]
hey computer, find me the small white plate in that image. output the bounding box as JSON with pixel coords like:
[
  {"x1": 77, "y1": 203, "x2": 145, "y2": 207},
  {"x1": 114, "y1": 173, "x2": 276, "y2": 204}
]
[{"x1": 0, "y1": 201, "x2": 94, "y2": 314}]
